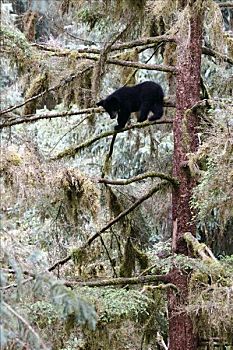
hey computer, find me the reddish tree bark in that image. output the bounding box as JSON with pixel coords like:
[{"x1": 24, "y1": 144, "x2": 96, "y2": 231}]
[{"x1": 168, "y1": 1, "x2": 204, "y2": 349}]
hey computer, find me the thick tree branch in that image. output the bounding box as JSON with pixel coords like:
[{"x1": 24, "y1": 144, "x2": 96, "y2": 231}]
[
  {"x1": 65, "y1": 274, "x2": 172, "y2": 288},
  {"x1": 1, "y1": 99, "x2": 175, "y2": 129},
  {"x1": 98, "y1": 171, "x2": 179, "y2": 188},
  {"x1": 52, "y1": 119, "x2": 173, "y2": 160}
]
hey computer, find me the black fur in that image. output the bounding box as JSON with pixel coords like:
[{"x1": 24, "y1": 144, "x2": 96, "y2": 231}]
[{"x1": 96, "y1": 81, "x2": 164, "y2": 130}]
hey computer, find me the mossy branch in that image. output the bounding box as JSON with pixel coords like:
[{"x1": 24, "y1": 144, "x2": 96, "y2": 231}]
[
  {"x1": 184, "y1": 232, "x2": 218, "y2": 261},
  {"x1": 98, "y1": 171, "x2": 179, "y2": 188},
  {"x1": 1, "y1": 181, "x2": 170, "y2": 289},
  {"x1": 33, "y1": 35, "x2": 175, "y2": 55},
  {"x1": 52, "y1": 119, "x2": 173, "y2": 160},
  {"x1": 65, "y1": 274, "x2": 172, "y2": 288},
  {"x1": 81, "y1": 55, "x2": 176, "y2": 73},
  {"x1": 0, "y1": 107, "x2": 102, "y2": 129},
  {"x1": 48, "y1": 181, "x2": 169, "y2": 273},
  {"x1": 217, "y1": 2, "x2": 233, "y2": 8},
  {"x1": 0, "y1": 65, "x2": 94, "y2": 116}
]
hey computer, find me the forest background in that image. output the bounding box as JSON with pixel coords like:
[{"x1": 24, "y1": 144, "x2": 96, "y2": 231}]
[{"x1": 1, "y1": 0, "x2": 233, "y2": 349}]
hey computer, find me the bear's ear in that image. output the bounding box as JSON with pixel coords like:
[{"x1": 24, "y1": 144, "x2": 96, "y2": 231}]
[{"x1": 96, "y1": 99, "x2": 104, "y2": 107}]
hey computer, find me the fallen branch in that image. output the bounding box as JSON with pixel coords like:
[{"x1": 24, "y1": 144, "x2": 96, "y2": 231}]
[
  {"x1": 65, "y1": 273, "x2": 170, "y2": 288},
  {"x1": 52, "y1": 119, "x2": 173, "y2": 160},
  {"x1": 98, "y1": 171, "x2": 179, "y2": 188}
]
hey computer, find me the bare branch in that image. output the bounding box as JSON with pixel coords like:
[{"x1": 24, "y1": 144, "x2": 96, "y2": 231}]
[
  {"x1": 98, "y1": 171, "x2": 179, "y2": 188},
  {"x1": 52, "y1": 119, "x2": 173, "y2": 160}
]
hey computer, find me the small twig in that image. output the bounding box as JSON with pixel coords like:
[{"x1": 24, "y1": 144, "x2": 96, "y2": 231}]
[
  {"x1": 202, "y1": 46, "x2": 233, "y2": 65},
  {"x1": 101, "y1": 133, "x2": 117, "y2": 178},
  {"x1": 99, "y1": 235, "x2": 118, "y2": 277},
  {"x1": 48, "y1": 114, "x2": 91, "y2": 155},
  {"x1": 217, "y1": 2, "x2": 233, "y2": 8}
]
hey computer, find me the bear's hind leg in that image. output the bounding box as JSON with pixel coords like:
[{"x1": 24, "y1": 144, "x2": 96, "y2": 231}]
[{"x1": 149, "y1": 103, "x2": 163, "y2": 121}]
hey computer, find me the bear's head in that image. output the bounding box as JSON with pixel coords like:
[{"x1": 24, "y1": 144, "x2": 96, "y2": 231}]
[{"x1": 96, "y1": 96, "x2": 120, "y2": 119}]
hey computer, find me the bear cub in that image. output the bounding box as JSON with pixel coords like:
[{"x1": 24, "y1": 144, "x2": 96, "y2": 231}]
[{"x1": 96, "y1": 81, "x2": 164, "y2": 130}]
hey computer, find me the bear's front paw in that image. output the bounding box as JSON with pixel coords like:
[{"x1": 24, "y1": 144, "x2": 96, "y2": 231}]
[
  {"x1": 148, "y1": 114, "x2": 160, "y2": 121},
  {"x1": 114, "y1": 125, "x2": 123, "y2": 131}
]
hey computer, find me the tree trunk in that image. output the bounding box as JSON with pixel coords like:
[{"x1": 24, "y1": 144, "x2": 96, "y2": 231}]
[{"x1": 168, "y1": 1, "x2": 204, "y2": 349}]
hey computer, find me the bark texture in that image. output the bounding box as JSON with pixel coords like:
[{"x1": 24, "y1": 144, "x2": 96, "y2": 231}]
[{"x1": 168, "y1": 1, "x2": 204, "y2": 349}]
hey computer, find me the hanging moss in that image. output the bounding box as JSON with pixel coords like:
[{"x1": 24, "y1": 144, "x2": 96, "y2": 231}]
[
  {"x1": 23, "y1": 72, "x2": 49, "y2": 115},
  {"x1": 60, "y1": 168, "x2": 100, "y2": 223}
]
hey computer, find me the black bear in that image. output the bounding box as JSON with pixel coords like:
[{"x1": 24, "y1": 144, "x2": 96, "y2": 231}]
[{"x1": 96, "y1": 81, "x2": 164, "y2": 130}]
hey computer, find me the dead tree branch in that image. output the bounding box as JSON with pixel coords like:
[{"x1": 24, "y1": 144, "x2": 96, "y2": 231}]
[
  {"x1": 202, "y1": 46, "x2": 233, "y2": 65},
  {"x1": 33, "y1": 35, "x2": 175, "y2": 55}
]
